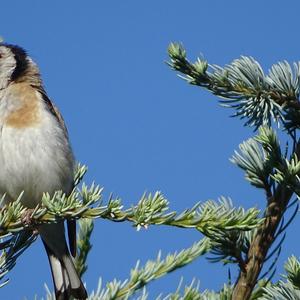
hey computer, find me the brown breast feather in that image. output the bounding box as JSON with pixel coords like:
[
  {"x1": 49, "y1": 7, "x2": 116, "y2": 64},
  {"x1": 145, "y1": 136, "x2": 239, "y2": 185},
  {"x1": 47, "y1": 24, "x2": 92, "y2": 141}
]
[{"x1": 5, "y1": 83, "x2": 41, "y2": 128}]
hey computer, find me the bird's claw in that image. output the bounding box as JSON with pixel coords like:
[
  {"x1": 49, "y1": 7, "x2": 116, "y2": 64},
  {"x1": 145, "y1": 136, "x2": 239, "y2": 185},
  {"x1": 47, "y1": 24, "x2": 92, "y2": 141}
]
[{"x1": 21, "y1": 209, "x2": 39, "y2": 235}]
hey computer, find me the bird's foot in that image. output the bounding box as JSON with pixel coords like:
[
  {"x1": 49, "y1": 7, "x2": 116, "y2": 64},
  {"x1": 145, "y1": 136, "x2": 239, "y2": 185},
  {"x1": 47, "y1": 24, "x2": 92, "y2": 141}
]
[{"x1": 21, "y1": 209, "x2": 39, "y2": 235}]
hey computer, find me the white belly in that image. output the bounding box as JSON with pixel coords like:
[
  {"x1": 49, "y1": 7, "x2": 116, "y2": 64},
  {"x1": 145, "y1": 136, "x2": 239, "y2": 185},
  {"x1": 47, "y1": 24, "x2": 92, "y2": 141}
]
[{"x1": 0, "y1": 102, "x2": 74, "y2": 208}]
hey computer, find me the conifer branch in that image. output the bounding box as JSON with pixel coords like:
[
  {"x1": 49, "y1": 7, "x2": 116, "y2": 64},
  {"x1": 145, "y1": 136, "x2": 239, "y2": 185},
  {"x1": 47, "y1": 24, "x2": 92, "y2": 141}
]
[
  {"x1": 74, "y1": 218, "x2": 94, "y2": 277},
  {"x1": 168, "y1": 44, "x2": 300, "y2": 300},
  {"x1": 284, "y1": 255, "x2": 300, "y2": 289},
  {"x1": 259, "y1": 256, "x2": 300, "y2": 299},
  {"x1": 102, "y1": 279, "x2": 270, "y2": 300},
  {"x1": 0, "y1": 231, "x2": 36, "y2": 288},
  {"x1": 167, "y1": 43, "x2": 300, "y2": 131},
  {"x1": 0, "y1": 191, "x2": 262, "y2": 241},
  {"x1": 134, "y1": 281, "x2": 232, "y2": 300},
  {"x1": 156, "y1": 281, "x2": 232, "y2": 300},
  {"x1": 231, "y1": 126, "x2": 300, "y2": 300},
  {"x1": 261, "y1": 282, "x2": 300, "y2": 300}
]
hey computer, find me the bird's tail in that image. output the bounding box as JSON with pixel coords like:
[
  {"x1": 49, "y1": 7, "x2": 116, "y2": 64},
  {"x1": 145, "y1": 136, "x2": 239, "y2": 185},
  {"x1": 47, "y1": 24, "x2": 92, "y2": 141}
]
[{"x1": 40, "y1": 223, "x2": 87, "y2": 300}]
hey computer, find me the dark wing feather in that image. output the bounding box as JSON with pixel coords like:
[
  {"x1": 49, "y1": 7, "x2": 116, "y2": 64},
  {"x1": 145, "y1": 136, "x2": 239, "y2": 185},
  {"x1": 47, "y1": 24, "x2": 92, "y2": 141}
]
[
  {"x1": 67, "y1": 220, "x2": 77, "y2": 257},
  {"x1": 37, "y1": 87, "x2": 69, "y2": 138}
]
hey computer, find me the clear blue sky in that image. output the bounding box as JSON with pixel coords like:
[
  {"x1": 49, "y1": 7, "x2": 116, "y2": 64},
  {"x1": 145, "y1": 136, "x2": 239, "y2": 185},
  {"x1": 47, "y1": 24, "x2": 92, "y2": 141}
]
[{"x1": 1, "y1": 1, "x2": 300, "y2": 299}]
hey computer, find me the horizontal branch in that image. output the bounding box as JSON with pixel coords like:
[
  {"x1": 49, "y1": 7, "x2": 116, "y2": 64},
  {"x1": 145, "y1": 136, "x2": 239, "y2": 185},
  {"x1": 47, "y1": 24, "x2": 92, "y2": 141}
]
[
  {"x1": 0, "y1": 164, "x2": 264, "y2": 288},
  {"x1": 0, "y1": 192, "x2": 262, "y2": 238}
]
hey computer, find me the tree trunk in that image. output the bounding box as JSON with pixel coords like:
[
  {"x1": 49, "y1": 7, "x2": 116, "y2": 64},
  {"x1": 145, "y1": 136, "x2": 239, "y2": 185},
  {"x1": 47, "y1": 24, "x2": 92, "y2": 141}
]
[{"x1": 232, "y1": 186, "x2": 292, "y2": 300}]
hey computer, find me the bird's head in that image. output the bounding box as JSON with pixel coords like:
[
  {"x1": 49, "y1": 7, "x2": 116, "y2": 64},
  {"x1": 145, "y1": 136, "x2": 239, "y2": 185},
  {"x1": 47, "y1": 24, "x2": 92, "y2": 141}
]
[{"x1": 0, "y1": 44, "x2": 40, "y2": 89}]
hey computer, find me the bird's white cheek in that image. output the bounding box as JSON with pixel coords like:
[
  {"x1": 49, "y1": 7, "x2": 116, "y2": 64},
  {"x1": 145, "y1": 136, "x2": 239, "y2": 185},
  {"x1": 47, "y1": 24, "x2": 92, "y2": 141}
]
[{"x1": 0, "y1": 57, "x2": 16, "y2": 89}]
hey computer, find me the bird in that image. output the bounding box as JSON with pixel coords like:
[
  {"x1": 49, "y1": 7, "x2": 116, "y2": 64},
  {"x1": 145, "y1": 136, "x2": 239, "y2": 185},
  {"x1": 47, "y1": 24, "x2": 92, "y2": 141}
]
[{"x1": 0, "y1": 43, "x2": 88, "y2": 300}]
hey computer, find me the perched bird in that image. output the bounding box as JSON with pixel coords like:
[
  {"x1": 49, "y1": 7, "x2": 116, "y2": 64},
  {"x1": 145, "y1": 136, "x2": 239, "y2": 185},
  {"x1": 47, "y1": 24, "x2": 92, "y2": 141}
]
[{"x1": 0, "y1": 43, "x2": 87, "y2": 300}]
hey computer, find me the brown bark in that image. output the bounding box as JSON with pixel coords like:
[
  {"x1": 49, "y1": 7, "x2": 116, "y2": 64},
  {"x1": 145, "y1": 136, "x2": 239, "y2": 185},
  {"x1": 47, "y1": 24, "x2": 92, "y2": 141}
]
[{"x1": 232, "y1": 184, "x2": 294, "y2": 300}]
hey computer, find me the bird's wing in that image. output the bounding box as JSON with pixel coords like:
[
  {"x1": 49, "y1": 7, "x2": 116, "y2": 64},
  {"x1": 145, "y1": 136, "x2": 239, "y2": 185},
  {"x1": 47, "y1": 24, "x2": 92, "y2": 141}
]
[{"x1": 37, "y1": 88, "x2": 77, "y2": 257}]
